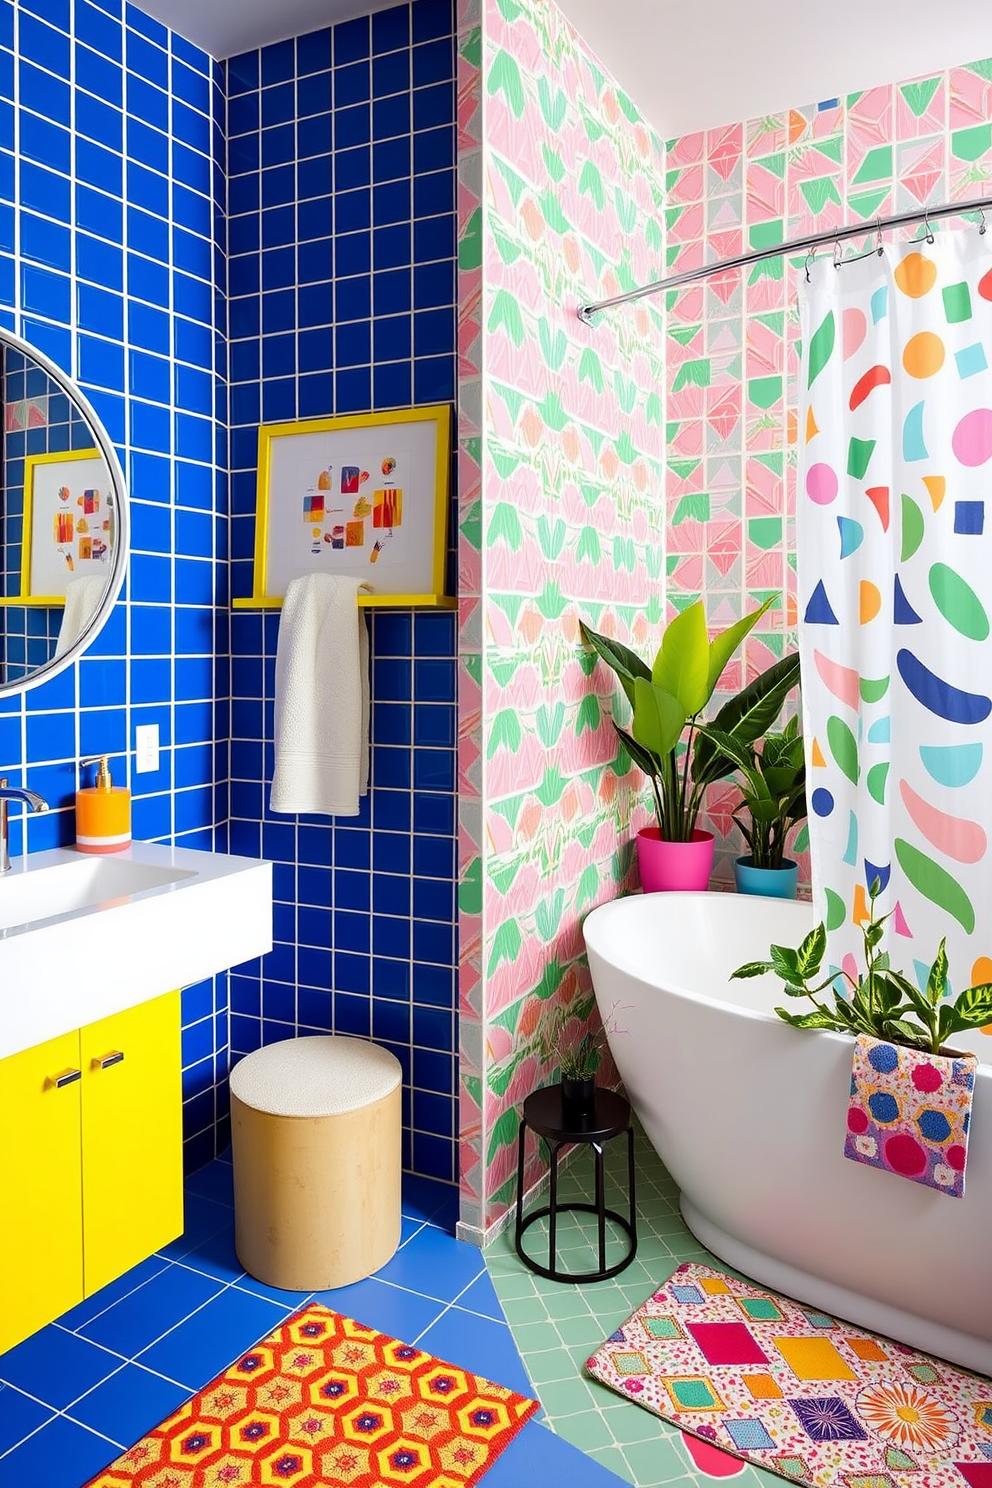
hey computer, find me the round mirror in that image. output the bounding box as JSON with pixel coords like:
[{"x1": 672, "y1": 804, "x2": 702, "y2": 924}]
[{"x1": 0, "y1": 327, "x2": 128, "y2": 695}]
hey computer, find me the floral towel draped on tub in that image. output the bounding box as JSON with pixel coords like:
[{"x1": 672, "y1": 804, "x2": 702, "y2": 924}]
[
  {"x1": 797, "y1": 232, "x2": 992, "y2": 1186},
  {"x1": 845, "y1": 1034, "x2": 977, "y2": 1196}
]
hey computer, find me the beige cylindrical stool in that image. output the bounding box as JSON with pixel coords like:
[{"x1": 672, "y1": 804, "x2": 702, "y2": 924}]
[{"x1": 230, "y1": 1035, "x2": 402, "y2": 1291}]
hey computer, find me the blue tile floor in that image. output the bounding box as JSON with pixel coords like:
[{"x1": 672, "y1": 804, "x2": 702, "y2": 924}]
[{"x1": 0, "y1": 1156, "x2": 626, "y2": 1487}]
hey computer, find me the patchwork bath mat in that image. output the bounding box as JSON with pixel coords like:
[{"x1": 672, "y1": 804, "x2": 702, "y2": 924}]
[
  {"x1": 587, "y1": 1261, "x2": 992, "y2": 1487},
  {"x1": 85, "y1": 1302, "x2": 538, "y2": 1487}
]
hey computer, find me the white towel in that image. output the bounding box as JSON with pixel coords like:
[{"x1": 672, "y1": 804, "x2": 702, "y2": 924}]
[
  {"x1": 55, "y1": 576, "x2": 107, "y2": 658},
  {"x1": 270, "y1": 574, "x2": 370, "y2": 817}
]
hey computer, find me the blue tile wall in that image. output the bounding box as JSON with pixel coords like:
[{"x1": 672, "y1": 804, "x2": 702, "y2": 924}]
[
  {"x1": 225, "y1": 0, "x2": 459, "y2": 1182},
  {"x1": 0, "y1": 0, "x2": 231, "y2": 1173}
]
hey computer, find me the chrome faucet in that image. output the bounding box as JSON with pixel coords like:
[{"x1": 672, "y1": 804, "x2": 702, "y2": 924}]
[{"x1": 0, "y1": 778, "x2": 49, "y2": 873}]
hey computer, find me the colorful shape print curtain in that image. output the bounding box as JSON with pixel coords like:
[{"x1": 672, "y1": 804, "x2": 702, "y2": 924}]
[{"x1": 798, "y1": 234, "x2": 992, "y2": 1019}]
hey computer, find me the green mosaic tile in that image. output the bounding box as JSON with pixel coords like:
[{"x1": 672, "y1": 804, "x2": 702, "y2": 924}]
[{"x1": 484, "y1": 1128, "x2": 742, "y2": 1487}]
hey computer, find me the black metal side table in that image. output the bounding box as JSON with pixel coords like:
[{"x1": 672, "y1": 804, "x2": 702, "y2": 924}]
[{"x1": 514, "y1": 1084, "x2": 636, "y2": 1282}]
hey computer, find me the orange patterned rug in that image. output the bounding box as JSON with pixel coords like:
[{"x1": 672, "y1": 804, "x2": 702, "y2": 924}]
[{"x1": 85, "y1": 1302, "x2": 539, "y2": 1487}]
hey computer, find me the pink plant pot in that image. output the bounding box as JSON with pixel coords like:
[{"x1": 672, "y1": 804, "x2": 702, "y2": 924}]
[{"x1": 636, "y1": 828, "x2": 715, "y2": 893}]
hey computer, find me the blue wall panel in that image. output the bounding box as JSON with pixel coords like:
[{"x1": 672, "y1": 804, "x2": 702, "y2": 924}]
[
  {"x1": 226, "y1": 0, "x2": 458, "y2": 1183},
  {"x1": 0, "y1": 0, "x2": 230, "y2": 1173}
]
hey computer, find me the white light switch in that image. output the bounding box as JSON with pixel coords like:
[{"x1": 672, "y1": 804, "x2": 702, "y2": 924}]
[{"x1": 135, "y1": 724, "x2": 160, "y2": 774}]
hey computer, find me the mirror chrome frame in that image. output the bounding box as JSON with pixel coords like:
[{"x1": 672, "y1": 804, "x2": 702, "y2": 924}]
[{"x1": 0, "y1": 325, "x2": 129, "y2": 697}]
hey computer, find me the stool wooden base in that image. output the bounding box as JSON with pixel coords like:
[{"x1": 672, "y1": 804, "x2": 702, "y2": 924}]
[{"x1": 231, "y1": 1082, "x2": 401, "y2": 1291}]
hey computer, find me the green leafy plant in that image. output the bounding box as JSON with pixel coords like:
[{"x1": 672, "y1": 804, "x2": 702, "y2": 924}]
[
  {"x1": 581, "y1": 597, "x2": 800, "y2": 841},
  {"x1": 540, "y1": 1006, "x2": 610, "y2": 1080},
  {"x1": 707, "y1": 715, "x2": 807, "y2": 870},
  {"x1": 733, "y1": 879, "x2": 992, "y2": 1054}
]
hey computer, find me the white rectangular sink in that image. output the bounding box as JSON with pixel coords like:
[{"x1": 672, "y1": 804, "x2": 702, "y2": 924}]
[
  {"x1": 0, "y1": 841, "x2": 272, "y2": 1060},
  {"x1": 0, "y1": 856, "x2": 199, "y2": 932}
]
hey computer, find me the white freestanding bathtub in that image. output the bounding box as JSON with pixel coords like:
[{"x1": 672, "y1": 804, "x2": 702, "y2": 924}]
[{"x1": 583, "y1": 892, "x2": 992, "y2": 1375}]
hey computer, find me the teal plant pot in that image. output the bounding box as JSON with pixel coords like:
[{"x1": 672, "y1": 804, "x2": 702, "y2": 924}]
[{"x1": 733, "y1": 855, "x2": 799, "y2": 899}]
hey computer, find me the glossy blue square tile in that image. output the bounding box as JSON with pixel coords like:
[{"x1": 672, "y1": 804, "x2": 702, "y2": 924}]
[
  {"x1": 18, "y1": 12, "x2": 71, "y2": 74},
  {"x1": 414, "y1": 123, "x2": 454, "y2": 172},
  {"x1": 226, "y1": 49, "x2": 259, "y2": 94},
  {"x1": 488, "y1": 1421, "x2": 629, "y2": 1488},
  {"x1": 297, "y1": 67, "x2": 331, "y2": 115},
  {"x1": 261, "y1": 36, "x2": 295, "y2": 87},
  {"x1": 298, "y1": 194, "x2": 333, "y2": 239},
  {"x1": 297, "y1": 152, "x2": 333, "y2": 199},
  {"x1": 375, "y1": 1224, "x2": 483, "y2": 1307},
  {"x1": 0, "y1": 1415, "x2": 117, "y2": 1488},
  {"x1": 413, "y1": 36, "x2": 454, "y2": 87},
  {"x1": 0, "y1": 1384, "x2": 54, "y2": 1457},
  {"x1": 0, "y1": 1326, "x2": 122, "y2": 1411},
  {"x1": 69, "y1": 1363, "x2": 188, "y2": 1449},
  {"x1": 80, "y1": 1263, "x2": 225, "y2": 1357},
  {"x1": 138, "y1": 1290, "x2": 290, "y2": 1392}
]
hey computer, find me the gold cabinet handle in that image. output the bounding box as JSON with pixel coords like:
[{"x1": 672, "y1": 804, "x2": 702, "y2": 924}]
[
  {"x1": 51, "y1": 1068, "x2": 81, "y2": 1088},
  {"x1": 95, "y1": 1051, "x2": 125, "y2": 1070}
]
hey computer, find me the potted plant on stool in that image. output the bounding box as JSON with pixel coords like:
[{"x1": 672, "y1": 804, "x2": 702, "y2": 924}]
[
  {"x1": 711, "y1": 715, "x2": 807, "y2": 898},
  {"x1": 542, "y1": 1007, "x2": 608, "y2": 1120},
  {"x1": 581, "y1": 597, "x2": 800, "y2": 891}
]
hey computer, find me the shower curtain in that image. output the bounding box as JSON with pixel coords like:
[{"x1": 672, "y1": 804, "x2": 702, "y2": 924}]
[{"x1": 798, "y1": 233, "x2": 992, "y2": 1017}]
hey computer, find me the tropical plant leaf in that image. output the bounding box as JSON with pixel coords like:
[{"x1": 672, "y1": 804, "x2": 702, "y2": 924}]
[
  {"x1": 613, "y1": 723, "x2": 661, "y2": 781},
  {"x1": 886, "y1": 1018, "x2": 930, "y2": 1049},
  {"x1": 706, "y1": 594, "x2": 776, "y2": 695},
  {"x1": 652, "y1": 601, "x2": 710, "y2": 715},
  {"x1": 954, "y1": 983, "x2": 992, "y2": 1026},
  {"x1": 769, "y1": 943, "x2": 801, "y2": 980},
  {"x1": 632, "y1": 678, "x2": 686, "y2": 761},
  {"x1": 693, "y1": 652, "x2": 801, "y2": 785},
  {"x1": 732, "y1": 960, "x2": 772, "y2": 979},
  {"x1": 926, "y1": 940, "x2": 948, "y2": 1006},
  {"x1": 797, "y1": 924, "x2": 826, "y2": 977},
  {"x1": 775, "y1": 1007, "x2": 840, "y2": 1030},
  {"x1": 580, "y1": 622, "x2": 650, "y2": 705}
]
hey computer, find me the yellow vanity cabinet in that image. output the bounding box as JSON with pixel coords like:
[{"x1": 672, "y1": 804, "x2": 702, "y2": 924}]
[
  {"x1": 0, "y1": 1030, "x2": 85, "y2": 1352},
  {"x1": 0, "y1": 991, "x2": 184, "y2": 1354}
]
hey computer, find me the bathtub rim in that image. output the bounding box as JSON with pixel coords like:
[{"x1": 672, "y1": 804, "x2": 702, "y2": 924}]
[{"x1": 583, "y1": 890, "x2": 992, "y2": 1076}]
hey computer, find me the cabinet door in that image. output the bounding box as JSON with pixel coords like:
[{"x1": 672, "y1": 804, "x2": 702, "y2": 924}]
[
  {"x1": 80, "y1": 991, "x2": 184, "y2": 1296},
  {"x1": 0, "y1": 1031, "x2": 84, "y2": 1352}
]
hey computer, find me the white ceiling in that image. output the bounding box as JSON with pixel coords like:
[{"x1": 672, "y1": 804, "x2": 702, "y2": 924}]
[{"x1": 139, "y1": 0, "x2": 992, "y2": 140}]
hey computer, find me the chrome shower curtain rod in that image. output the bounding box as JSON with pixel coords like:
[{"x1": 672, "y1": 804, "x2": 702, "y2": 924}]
[{"x1": 576, "y1": 193, "x2": 992, "y2": 323}]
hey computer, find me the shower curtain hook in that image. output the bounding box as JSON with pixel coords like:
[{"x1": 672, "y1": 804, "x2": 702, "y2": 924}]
[
  {"x1": 804, "y1": 244, "x2": 815, "y2": 282},
  {"x1": 923, "y1": 206, "x2": 935, "y2": 244},
  {"x1": 875, "y1": 216, "x2": 884, "y2": 256},
  {"x1": 833, "y1": 239, "x2": 843, "y2": 270},
  {"x1": 980, "y1": 202, "x2": 988, "y2": 236}
]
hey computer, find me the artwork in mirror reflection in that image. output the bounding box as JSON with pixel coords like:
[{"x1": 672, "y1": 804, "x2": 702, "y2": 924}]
[{"x1": 0, "y1": 349, "x2": 115, "y2": 683}]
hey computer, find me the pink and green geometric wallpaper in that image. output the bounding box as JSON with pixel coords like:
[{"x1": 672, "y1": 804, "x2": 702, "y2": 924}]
[
  {"x1": 457, "y1": 0, "x2": 666, "y2": 1237},
  {"x1": 457, "y1": 0, "x2": 992, "y2": 1236}
]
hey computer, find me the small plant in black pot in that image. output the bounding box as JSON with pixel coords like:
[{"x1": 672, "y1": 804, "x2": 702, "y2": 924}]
[{"x1": 541, "y1": 1008, "x2": 609, "y2": 1118}]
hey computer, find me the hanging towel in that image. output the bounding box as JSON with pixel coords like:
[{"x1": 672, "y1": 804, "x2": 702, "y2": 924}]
[
  {"x1": 844, "y1": 1034, "x2": 978, "y2": 1198},
  {"x1": 270, "y1": 573, "x2": 370, "y2": 817},
  {"x1": 55, "y1": 576, "x2": 107, "y2": 657}
]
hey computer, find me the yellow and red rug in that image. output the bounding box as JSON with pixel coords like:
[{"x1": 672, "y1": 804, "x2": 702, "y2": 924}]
[
  {"x1": 85, "y1": 1303, "x2": 539, "y2": 1487},
  {"x1": 587, "y1": 1262, "x2": 992, "y2": 1487}
]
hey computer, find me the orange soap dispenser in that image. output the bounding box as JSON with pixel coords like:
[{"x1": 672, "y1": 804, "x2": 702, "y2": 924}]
[{"x1": 76, "y1": 755, "x2": 131, "y2": 854}]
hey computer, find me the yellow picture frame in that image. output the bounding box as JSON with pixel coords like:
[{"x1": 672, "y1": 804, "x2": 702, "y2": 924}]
[
  {"x1": 234, "y1": 404, "x2": 456, "y2": 610},
  {"x1": 0, "y1": 447, "x2": 108, "y2": 606}
]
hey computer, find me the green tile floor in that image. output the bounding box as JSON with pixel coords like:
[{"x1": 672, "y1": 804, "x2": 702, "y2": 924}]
[{"x1": 484, "y1": 1124, "x2": 776, "y2": 1487}]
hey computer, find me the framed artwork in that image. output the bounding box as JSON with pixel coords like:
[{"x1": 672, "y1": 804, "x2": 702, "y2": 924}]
[
  {"x1": 4, "y1": 448, "x2": 114, "y2": 605},
  {"x1": 235, "y1": 404, "x2": 455, "y2": 609}
]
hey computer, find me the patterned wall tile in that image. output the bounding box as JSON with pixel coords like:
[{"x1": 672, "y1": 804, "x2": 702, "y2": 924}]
[{"x1": 461, "y1": 0, "x2": 667, "y2": 1235}]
